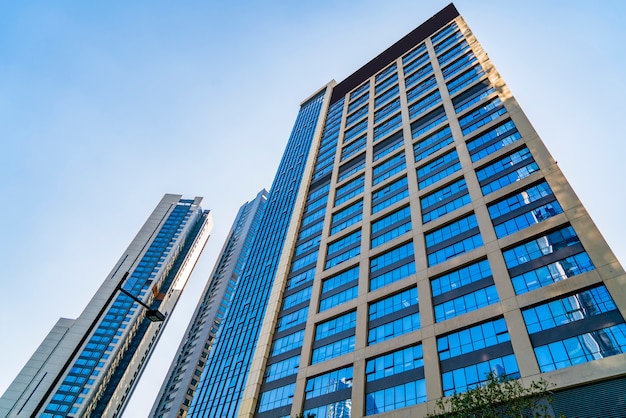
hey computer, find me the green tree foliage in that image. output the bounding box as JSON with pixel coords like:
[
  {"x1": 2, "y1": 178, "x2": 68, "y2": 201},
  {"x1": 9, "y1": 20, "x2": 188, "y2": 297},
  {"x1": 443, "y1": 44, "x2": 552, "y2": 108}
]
[{"x1": 428, "y1": 372, "x2": 562, "y2": 418}]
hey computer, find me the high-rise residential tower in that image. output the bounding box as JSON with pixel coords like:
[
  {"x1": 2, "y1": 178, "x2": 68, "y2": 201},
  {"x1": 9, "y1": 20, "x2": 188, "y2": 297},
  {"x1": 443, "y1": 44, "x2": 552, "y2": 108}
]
[
  {"x1": 0, "y1": 194, "x2": 212, "y2": 418},
  {"x1": 150, "y1": 190, "x2": 268, "y2": 418},
  {"x1": 189, "y1": 4, "x2": 626, "y2": 418}
]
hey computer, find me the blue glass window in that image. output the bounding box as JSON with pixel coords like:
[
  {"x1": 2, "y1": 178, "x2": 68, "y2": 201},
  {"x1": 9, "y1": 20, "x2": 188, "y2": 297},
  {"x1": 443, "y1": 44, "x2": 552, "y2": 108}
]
[
  {"x1": 305, "y1": 400, "x2": 353, "y2": 418},
  {"x1": 376, "y1": 64, "x2": 397, "y2": 83},
  {"x1": 331, "y1": 200, "x2": 363, "y2": 236},
  {"x1": 375, "y1": 72, "x2": 399, "y2": 95},
  {"x1": 265, "y1": 355, "x2": 300, "y2": 383},
  {"x1": 326, "y1": 230, "x2": 361, "y2": 269},
  {"x1": 375, "y1": 98, "x2": 401, "y2": 124},
  {"x1": 372, "y1": 152, "x2": 406, "y2": 186},
  {"x1": 315, "y1": 311, "x2": 357, "y2": 340},
  {"x1": 258, "y1": 383, "x2": 295, "y2": 413},
  {"x1": 374, "y1": 113, "x2": 403, "y2": 142},
  {"x1": 298, "y1": 220, "x2": 323, "y2": 241},
  {"x1": 338, "y1": 154, "x2": 366, "y2": 183},
  {"x1": 405, "y1": 63, "x2": 434, "y2": 89},
  {"x1": 476, "y1": 147, "x2": 540, "y2": 195},
  {"x1": 459, "y1": 97, "x2": 507, "y2": 136},
  {"x1": 341, "y1": 136, "x2": 366, "y2": 161},
  {"x1": 488, "y1": 182, "x2": 562, "y2": 238},
  {"x1": 438, "y1": 39, "x2": 470, "y2": 67},
  {"x1": 319, "y1": 286, "x2": 358, "y2": 312},
  {"x1": 271, "y1": 329, "x2": 305, "y2": 356},
  {"x1": 375, "y1": 85, "x2": 399, "y2": 108},
  {"x1": 409, "y1": 90, "x2": 442, "y2": 120},
  {"x1": 417, "y1": 149, "x2": 461, "y2": 190},
  {"x1": 287, "y1": 266, "x2": 316, "y2": 290},
  {"x1": 411, "y1": 106, "x2": 448, "y2": 141},
  {"x1": 523, "y1": 286, "x2": 619, "y2": 334},
  {"x1": 438, "y1": 318, "x2": 510, "y2": 361},
  {"x1": 322, "y1": 266, "x2": 359, "y2": 293},
  {"x1": 406, "y1": 76, "x2": 437, "y2": 104},
  {"x1": 421, "y1": 178, "x2": 470, "y2": 223},
  {"x1": 305, "y1": 366, "x2": 353, "y2": 399},
  {"x1": 447, "y1": 65, "x2": 486, "y2": 95},
  {"x1": 453, "y1": 80, "x2": 494, "y2": 113},
  {"x1": 434, "y1": 285, "x2": 498, "y2": 322},
  {"x1": 413, "y1": 126, "x2": 454, "y2": 163},
  {"x1": 344, "y1": 119, "x2": 368, "y2": 144},
  {"x1": 373, "y1": 131, "x2": 404, "y2": 162},
  {"x1": 350, "y1": 81, "x2": 370, "y2": 100},
  {"x1": 466, "y1": 119, "x2": 521, "y2": 162},
  {"x1": 434, "y1": 30, "x2": 464, "y2": 54},
  {"x1": 368, "y1": 287, "x2": 420, "y2": 345},
  {"x1": 371, "y1": 176, "x2": 409, "y2": 214},
  {"x1": 348, "y1": 91, "x2": 369, "y2": 114},
  {"x1": 365, "y1": 344, "x2": 423, "y2": 382},
  {"x1": 371, "y1": 206, "x2": 412, "y2": 248},
  {"x1": 425, "y1": 214, "x2": 483, "y2": 267},
  {"x1": 442, "y1": 354, "x2": 519, "y2": 396},
  {"x1": 533, "y1": 324, "x2": 626, "y2": 373},
  {"x1": 346, "y1": 104, "x2": 368, "y2": 128},
  {"x1": 370, "y1": 241, "x2": 416, "y2": 290},
  {"x1": 442, "y1": 51, "x2": 478, "y2": 80},
  {"x1": 366, "y1": 380, "x2": 426, "y2": 415},
  {"x1": 503, "y1": 226, "x2": 583, "y2": 269},
  {"x1": 511, "y1": 252, "x2": 594, "y2": 295},
  {"x1": 432, "y1": 22, "x2": 459, "y2": 45},
  {"x1": 335, "y1": 175, "x2": 365, "y2": 207},
  {"x1": 283, "y1": 287, "x2": 312, "y2": 310},
  {"x1": 402, "y1": 43, "x2": 427, "y2": 65},
  {"x1": 312, "y1": 336, "x2": 356, "y2": 364}
]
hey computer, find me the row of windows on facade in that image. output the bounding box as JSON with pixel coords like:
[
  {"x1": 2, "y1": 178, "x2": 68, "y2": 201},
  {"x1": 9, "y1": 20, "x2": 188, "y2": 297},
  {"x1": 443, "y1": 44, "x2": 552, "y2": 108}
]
[{"x1": 258, "y1": 284, "x2": 625, "y2": 415}]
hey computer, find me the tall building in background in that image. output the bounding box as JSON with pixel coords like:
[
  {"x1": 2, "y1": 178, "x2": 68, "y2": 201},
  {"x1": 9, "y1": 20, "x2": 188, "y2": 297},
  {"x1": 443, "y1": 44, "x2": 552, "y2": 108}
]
[
  {"x1": 0, "y1": 194, "x2": 212, "y2": 418},
  {"x1": 151, "y1": 190, "x2": 268, "y2": 418},
  {"x1": 190, "y1": 4, "x2": 626, "y2": 418}
]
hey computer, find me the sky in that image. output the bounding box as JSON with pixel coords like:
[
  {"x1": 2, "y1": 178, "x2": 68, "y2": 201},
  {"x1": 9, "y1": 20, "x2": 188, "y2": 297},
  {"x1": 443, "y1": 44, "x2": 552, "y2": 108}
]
[{"x1": 0, "y1": 1, "x2": 624, "y2": 416}]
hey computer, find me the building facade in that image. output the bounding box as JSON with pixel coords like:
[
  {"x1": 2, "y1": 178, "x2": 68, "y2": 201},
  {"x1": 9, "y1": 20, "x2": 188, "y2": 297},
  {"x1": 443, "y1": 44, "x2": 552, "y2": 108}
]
[
  {"x1": 0, "y1": 194, "x2": 212, "y2": 418},
  {"x1": 200, "y1": 4, "x2": 626, "y2": 418},
  {"x1": 151, "y1": 190, "x2": 268, "y2": 418}
]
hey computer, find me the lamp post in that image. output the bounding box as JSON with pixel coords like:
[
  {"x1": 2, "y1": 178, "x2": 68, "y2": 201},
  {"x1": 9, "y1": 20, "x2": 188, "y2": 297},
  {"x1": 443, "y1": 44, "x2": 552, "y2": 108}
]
[{"x1": 117, "y1": 272, "x2": 166, "y2": 322}]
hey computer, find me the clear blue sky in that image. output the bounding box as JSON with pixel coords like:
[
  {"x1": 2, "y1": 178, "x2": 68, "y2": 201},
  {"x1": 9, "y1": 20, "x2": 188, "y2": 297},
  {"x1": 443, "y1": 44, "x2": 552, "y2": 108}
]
[{"x1": 0, "y1": 1, "x2": 624, "y2": 416}]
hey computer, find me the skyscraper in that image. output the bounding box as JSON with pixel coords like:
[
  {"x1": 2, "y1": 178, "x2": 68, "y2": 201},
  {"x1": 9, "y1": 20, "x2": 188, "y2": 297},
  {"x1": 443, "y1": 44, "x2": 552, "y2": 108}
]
[
  {"x1": 190, "y1": 4, "x2": 626, "y2": 418},
  {"x1": 150, "y1": 190, "x2": 268, "y2": 418},
  {"x1": 0, "y1": 194, "x2": 212, "y2": 418}
]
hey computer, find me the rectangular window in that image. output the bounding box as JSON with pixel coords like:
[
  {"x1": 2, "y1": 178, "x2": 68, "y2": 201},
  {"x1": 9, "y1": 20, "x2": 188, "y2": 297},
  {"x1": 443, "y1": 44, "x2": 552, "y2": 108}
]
[
  {"x1": 319, "y1": 286, "x2": 358, "y2": 312},
  {"x1": 425, "y1": 214, "x2": 483, "y2": 266},
  {"x1": 374, "y1": 98, "x2": 401, "y2": 124},
  {"x1": 442, "y1": 51, "x2": 478, "y2": 80},
  {"x1": 371, "y1": 205, "x2": 412, "y2": 248},
  {"x1": 441, "y1": 354, "x2": 519, "y2": 396},
  {"x1": 346, "y1": 104, "x2": 368, "y2": 128},
  {"x1": 375, "y1": 85, "x2": 399, "y2": 108},
  {"x1": 373, "y1": 132, "x2": 404, "y2": 162},
  {"x1": 434, "y1": 29, "x2": 464, "y2": 54},
  {"x1": 341, "y1": 135, "x2": 366, "y2": 161},
  {"x1": 459, "y1": 97, "x2": 507, "y2": 136},
  {"x1": 406, "y1": 75, "x2": 437, "y2": 104},
  {"x1": 405, "y1": 63, "x2": 434, "y2": 89},
  {"x1": 283, "y1": 286, "x2": 312, "y2": 310},
  {"x1": 408, "y1": 90, "x2": 442, "y2": 120},
  {"x1": 350, "y1": 81, "x2": 370, "y2": 100},
  {"x1": 370, "y1": 241, "x2": 415, "y2": 290},
  {"x1": 348, "y1": 92, "x2": 369, "y2": 113},
  {"x1": 376, "y1": 64, "x2": 397, "y2": 83},
  {"x1": 403, "y1": 43, "x2": 427, "y2": 65},
  {"x1": 344, "y1": 118, "x2": 368, "y2": 144},
  {"x1": 371, "y1": 176, "x2": 409, "y2": 214},
  {"x1": 335, "y1": 174, "x2": 365, "y2": 206},
  {"x1": 447, "y1": 65, "x2": 486, "y2": 95},
  {"x1": 411, "y1": 106, "x2": 447, "y2": 141},
  {"x1": 258, "y1": 383, "x2": 295, "y2": 413},
  {"x1": 488, "y1": 181, "x2": 563, "y2": 238},
  {"x1": 305, "y1": 366, "x2": 353, "y2": 399},
  {"x1": 373, "y1": 152, "x2": 406, "y2": 186},
  {"x1": 366, "y1": 344, "x2": 423, "y2": 382},
  {"x1": 331, "y1": 200, "x2": 363, "y2": 235},
  {"x1": 466, "y1": 119, "x2": 521, "y2": 162},
  {"x1": 453, "y1": 80, "x2": 494, "y2": 113},
  {"x1": 438, "y1": 318, "x2": 510, "y2": 361},
  {"x1": 311, "y1": 336, "x2": 355, "y2": 364},
  {"x1": 373, "y1": 112, "x2": 402, "y2": 142},
  {"x1": 511, "y1": 252, "x2": 594, "y2": 295},
  {"x1": 438, "y1": 39, "x2": 470, "y2": 66},
  {"x1": 421, "y1": 177, "x2": 470, "y2": 223},
  {"x1": 413, "y1": 126, "x2": 454, "y2": 163},
  {"x1": 337, "y1": 154, "x2": 366, "y2": 182},
  {"x1": 265, "y1": 355, "x2": 300, "y2": 383},
  {"x1": 375, "y1": 72, "x2": 399, "y2": 95},
  {"x1": 271, "y1": 329, "x2": 305, "y2": 356},
  {"x1": 404, "y1": 51, "x2": 430, "y2": 76},
  {"x1": 366, "y1": 380, "x2": 427, "y2": 415},
  {"x1": 476, "y1": 147, "x2": 540, "y2": 195},
  {"x1": 315, "y1": 311, "x2": 357, "y2": 341},
  {"x1": 417, "y1": 149, "x2": 461, "y2": 190},
  {"x1": 368, "y1": 287, "x2": 420, "y2": 345},
  {"x1": 326, "y1": 230, "x2": 361, "y2": 269}
]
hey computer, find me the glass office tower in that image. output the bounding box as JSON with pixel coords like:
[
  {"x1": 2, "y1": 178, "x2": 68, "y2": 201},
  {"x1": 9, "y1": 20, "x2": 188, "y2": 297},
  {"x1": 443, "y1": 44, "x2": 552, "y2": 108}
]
[
  {"x1": 194, "y1": 4, "x2": 626, "y2": 417},
  {"x1": 151, "y1": 190, "x2": 268, "y2": 418},
  {"x1": 0, "y1": 194, "x2": 212, "y2": 418}
]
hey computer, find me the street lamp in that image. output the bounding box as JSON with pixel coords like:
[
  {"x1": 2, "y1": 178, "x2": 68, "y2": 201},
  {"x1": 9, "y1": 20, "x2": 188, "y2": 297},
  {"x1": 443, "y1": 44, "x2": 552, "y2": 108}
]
[{"x1": 117, "y1": 272, "x2": 166, "y2": 322}]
